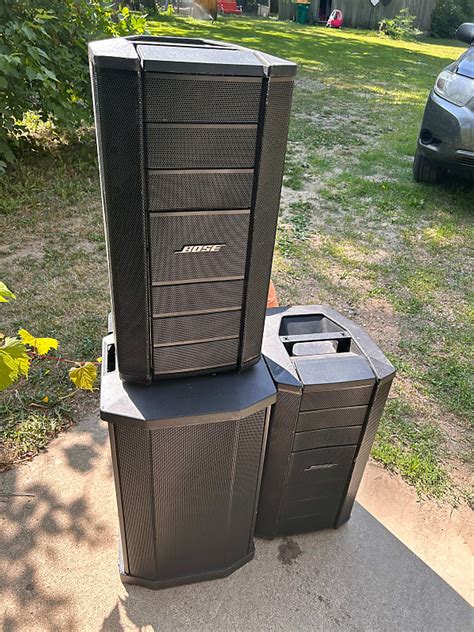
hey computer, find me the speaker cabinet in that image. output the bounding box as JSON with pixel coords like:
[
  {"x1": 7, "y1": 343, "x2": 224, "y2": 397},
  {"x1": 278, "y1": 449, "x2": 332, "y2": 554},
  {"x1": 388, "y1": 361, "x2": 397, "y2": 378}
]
[
  {"x1": 256, "y1": 306, "x2": 395, "y2": 538},
  {"x1": 89, "y1": 36, "x2": 296, "y2": 383},
  {"x1": 100, "y1": 334, "x2": 276, "y2": 589}
]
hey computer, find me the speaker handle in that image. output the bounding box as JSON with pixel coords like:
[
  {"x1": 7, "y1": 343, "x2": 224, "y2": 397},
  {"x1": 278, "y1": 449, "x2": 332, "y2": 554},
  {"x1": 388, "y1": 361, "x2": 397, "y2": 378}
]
[{"x1": 279, "y1": 331, "x2": 352, "y2": 356}]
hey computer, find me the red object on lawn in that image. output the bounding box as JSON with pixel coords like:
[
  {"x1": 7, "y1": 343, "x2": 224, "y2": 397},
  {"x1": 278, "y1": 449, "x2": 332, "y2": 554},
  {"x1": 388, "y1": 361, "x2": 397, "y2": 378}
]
[
  {"x1": 217, "y1": 0, "x2": 242, "y2": 14},
  {"x1": 326, "y1": 9, "x2": 343, "y2": 28}
]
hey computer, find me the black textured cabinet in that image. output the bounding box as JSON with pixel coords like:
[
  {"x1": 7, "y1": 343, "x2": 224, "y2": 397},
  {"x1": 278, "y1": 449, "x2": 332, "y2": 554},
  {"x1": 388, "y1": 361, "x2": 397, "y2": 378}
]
[
  {"x1": 89, "y1": 36, "x2": 296, "y2": 383},
  {"x1": 256, "y1": 306, "x2": 395, "y2": 538},
  {"x1": 100, "y1": 334, "x2": 276, "y2": 589}
]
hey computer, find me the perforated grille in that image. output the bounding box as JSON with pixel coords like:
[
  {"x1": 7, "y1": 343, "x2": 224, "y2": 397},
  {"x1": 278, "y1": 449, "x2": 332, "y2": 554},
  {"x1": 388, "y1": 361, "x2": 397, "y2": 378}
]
[
  {"x1": 153, "y1": 310, "x2": 241, "y2": 346},
  {"x1": 297, "y1": 406, "x2": 368, "y2": 432},
  {"x1": 147, "y1": 171, "x2": 254, "y2": 211},
  {"x1": 293, "y1": 426, "x2": 362, "y2": 451},
  {"x1": 241, "y1": 79, "x2": 295, "y2": 363},
  {"x1": 153, "y1": 337, "x2": 239, "y2": 374},
  {"x1": 152, "y1": 280, "x2": 244, "y2": 316},
  {"x1": 255, "y1": 388, "x2": 301, "y2": 538},
  {"x1": 149, "y1": 212, "x2": 249, "y2": 283},
  {"x1": 337, "y1": 378, "x2": 394, "y2": 526},
  {"x1": 112, "y1": 410, "x2": 266, "y2": 583},
  {"x1": 146, "y1": 126, "x2": 257, "y2": 169},
  {"x1": 144, "y1": 74, "x2": 262, "y2": 123},
  {"x1": 91, "y1": 66, "x2": 150, "y2": 382},
  {"x1": 300, "y1": 385, "x2": 374, "y2": 411},
  {"x1": 113, "y1": 425, "x2": 156, "y2": 579}
]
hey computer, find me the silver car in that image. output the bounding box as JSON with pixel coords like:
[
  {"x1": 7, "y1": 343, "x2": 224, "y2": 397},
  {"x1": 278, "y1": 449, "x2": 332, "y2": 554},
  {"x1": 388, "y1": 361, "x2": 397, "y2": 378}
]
[{"x1": 414, "y1": 23, "x2": 474, "y2": 183}]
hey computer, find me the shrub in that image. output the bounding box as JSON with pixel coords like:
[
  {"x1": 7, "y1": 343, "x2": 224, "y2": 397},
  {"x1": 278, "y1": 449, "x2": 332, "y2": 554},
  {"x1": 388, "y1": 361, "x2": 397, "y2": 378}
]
[
  {"x1": 0, "y1": 1, "x2": 149, "y2": 173},
  {"x1": 379, "y1": 9, "x2": 422, "y2": 40},
  {"x1": 430, "y1": 0, "x2": 474, "y2": 38}
]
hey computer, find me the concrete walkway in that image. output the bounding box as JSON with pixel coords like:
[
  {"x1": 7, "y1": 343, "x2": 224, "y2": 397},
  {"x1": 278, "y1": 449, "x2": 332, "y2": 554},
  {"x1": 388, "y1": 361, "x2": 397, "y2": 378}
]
[{"x1": 1, "y1": 414, "x2": 472, "y2": 632}]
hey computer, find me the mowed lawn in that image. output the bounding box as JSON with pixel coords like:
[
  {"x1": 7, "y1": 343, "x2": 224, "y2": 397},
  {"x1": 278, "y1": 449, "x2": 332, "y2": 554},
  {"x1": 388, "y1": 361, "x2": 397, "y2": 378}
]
[{"x1": 1, "y1": 17, "x2": 472, "y2": 502}]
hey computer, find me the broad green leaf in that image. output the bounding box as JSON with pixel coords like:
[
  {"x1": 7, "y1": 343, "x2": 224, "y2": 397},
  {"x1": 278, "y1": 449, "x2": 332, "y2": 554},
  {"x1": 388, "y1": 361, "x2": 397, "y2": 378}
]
[
  {"x1": 18, "y1": 328, "x2": 58, "y2": 355},
  {"x1": 2, "y1": 337, "x2": 30, "y2": 377},
  {"x1": 25, "y1": 66, "x2": 37, "y2": 81},
  {"x1": 0, "y1": 76, "x2": 7, "y2": 89},
  {"x1": 0, "y1": 349, "x2": 19, "y2": 391},
  {"x1": 0, "y1": 282, "x2": 15, "y2": 303},
  {"x1": 69, "y1": 363, "x2": 97, "y2": 391}
]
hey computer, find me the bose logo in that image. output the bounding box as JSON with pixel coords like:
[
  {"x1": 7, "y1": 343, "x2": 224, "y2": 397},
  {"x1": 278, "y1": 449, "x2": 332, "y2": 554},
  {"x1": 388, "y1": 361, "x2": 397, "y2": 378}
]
[
  {"x1": 175, "y1": 244, "x2": 225, "y2": 254},
  {"x1": 304, "y1": 463, "x2": 337, "y2": 472}
]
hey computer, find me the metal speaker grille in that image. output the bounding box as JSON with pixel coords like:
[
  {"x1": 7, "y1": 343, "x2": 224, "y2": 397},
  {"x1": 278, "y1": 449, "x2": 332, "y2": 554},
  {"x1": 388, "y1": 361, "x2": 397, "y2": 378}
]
[
  {"x1": 296, "y1": 406, "x2": 368, "y2": 432},
  {"x1": 144, "y1": 74, "x2": 262, "y2": 123},
  {"x1": 146, "y1": 126, "x2": 257, "y2": 169},
  {"x1": 255, "y1": 388, "x2": 301, "y2": 538},
  {"x1": 91, "y1": 67, "x2": 150, "y2": 382},
  {"x1": 293, "y1": 426, "x2": 362, "y2": 452},
  {"x1": 153, "y1": 310, "x2": 241, "y2": 346},
  {"x1": 300, "y1": 385, "x2": 374, "y2": 411},
  {"x1": 149, "y1": 212, "x2": 249, "y2": 284},
  {"x1": 147, "y1": 171, "x2": 254, "y2": 211},
  {"x1": 113, "y1": 410, "x2": 265, "y2": 582},
  {"x1": 153, "y1": 337, "x2": 239, "y2": 375},
  {"x1": 337, "y1": 378, "x2": 394, "y2": 526},
  {"x1": 152, "y1": 280, "x2": 244, "y2": 316},
  {"x1": 113, "y1": 425, "x2": 156, "y2": 579},
  {"x1": 241, "y1": 79, "x2": 295, "y2": 364}
]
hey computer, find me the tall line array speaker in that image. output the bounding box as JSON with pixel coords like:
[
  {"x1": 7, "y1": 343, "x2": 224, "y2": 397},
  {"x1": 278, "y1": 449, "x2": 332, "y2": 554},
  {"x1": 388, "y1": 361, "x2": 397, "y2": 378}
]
[
  {"x1": 89, "y1": 36, "x2": 296, "y2": 383},
  {"x1": 256, "y1": 306, "x2": 395, "y2": 538},
  {"x1": 100, "y1": 334, "x2": 276, "y2": 589}
]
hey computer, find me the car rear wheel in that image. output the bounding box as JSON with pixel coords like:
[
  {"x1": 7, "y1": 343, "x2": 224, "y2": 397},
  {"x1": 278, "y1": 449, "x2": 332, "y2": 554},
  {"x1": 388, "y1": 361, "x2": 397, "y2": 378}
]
[{"x1": 413, "y1": 149, "x2": 444, "y2": 184}]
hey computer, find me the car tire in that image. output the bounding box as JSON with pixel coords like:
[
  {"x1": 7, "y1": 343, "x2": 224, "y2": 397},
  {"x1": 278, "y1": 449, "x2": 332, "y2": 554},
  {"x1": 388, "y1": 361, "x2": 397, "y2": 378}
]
[{"x1": 413, "y1": 149, "x2": 443, "y2": 184}]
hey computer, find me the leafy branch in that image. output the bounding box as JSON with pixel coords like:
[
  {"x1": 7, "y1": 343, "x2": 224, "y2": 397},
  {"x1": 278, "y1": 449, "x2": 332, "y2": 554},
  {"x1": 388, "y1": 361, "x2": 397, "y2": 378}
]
[{"x1": 0, "y1": 282, "x2": 99, "y2": 392}]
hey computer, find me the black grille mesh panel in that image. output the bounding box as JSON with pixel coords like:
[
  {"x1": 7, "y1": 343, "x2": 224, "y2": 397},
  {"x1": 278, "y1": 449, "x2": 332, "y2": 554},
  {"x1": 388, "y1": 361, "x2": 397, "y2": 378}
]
[
  {"x1": 293, "y1": 426, "x2": 362, "y2": 451},
  {"x1": 241, "y1": 79, "x2": 294, "y2": 363},
  {"x1": 300, "y1": 385, "x2": 374, "y2": 411},
  {"x1": 153, "y1": 310, "x2": 241, "y2": 345},
  {"x1": 152, "y1": 280, "x2": 244, "y2": 316},
  {"x1": 147, "y1": 171, "x2": 254, "y2": 211},
  {"x1": 91, "y1": 67, "x2": 150, "y2": 382},
  {"x1": 296, "y1": 406, "x2": 368, "y2": 432},
  {"x1": 337, "y1": 378, "x2": 394, "y2": 526},
  {"x1": 153, "y1": 337, "x2": 239, "y2": 374},
  {"x1": 112, "y1": 410, "x2": 266, "y2": 582},
  {"x1": 149, "y1": 212, "x2": 249, "y2": 283},
  {"x1": 255, "y1": 388, "x2": 301, "y2": 538},
  {"x1": 144, "y1": 75, "x2": 262, "y2": 123},
  {"x1": 146, "y1": 126, "x2": 257, "y2": 169},
  {"x1": 113, "y1": 425, "x2": 156, "y2": 579}
]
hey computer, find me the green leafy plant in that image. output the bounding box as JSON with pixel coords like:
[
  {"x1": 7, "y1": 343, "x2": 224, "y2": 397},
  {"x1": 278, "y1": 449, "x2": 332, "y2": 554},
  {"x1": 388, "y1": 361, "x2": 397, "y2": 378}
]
[
  {"x1": 0, "y1": 1, "x2": 149, "y2": 173},
  {"x1": 430, "y1": 0, "x2": 474, "y2": 38},
  {"x1": 379, "y1": 9, "x2": 422, "y2": 40},
  {"x1": 0, "y1": 282, "x2": 99, "y2": 392}
]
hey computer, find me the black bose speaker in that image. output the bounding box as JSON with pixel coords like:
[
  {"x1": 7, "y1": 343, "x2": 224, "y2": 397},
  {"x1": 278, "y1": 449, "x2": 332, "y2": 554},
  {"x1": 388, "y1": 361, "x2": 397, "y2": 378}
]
[
  {"x1": 89, "y1": 36, "x2": 296, "y2": 383},
  {"x1": 100, "y1": 334, "x2": 275, "y2": 589},
  {"x1": 255, "y1": 306, "x2": 395, "y2": 539}
]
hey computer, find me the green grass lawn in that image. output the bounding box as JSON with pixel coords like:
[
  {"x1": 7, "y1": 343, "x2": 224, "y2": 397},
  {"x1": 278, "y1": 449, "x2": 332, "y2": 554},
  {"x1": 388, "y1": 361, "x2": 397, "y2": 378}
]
[{"x1": 1, "y1": 17, "x2": 472, "y2": 502}]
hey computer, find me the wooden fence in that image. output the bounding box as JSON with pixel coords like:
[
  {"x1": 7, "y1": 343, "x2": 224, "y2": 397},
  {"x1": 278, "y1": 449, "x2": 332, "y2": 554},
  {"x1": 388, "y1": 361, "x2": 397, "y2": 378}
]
[{"x1": 279, "y1": 0, "x2": 436, "y2": 32}]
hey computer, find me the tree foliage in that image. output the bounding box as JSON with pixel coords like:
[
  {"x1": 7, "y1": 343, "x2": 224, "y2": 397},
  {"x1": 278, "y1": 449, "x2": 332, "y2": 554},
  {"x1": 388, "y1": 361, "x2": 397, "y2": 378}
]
[
  {"x1": 379, "y1": 9, "x2": 422, "y2": 40},
  {"x1": 0, "y1": 1, "x2": 149, "y2": 172},
  {"x1": 430, "y1": 0, "x2": 474, "y2": 38}
]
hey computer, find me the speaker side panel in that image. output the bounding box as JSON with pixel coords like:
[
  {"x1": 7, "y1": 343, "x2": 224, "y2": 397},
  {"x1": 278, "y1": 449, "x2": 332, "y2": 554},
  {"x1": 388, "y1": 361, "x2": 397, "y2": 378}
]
[
  {"x1": 241, "y1": 78, "x2": 294, "y2": 365},
  {"x1": 91, "y1": 66, "x2": 151, "y2": 383},
  {"x1": 255, "y1": 388, "x2": 300, "y2": 538},
  {"x1": 336, "y1": 378, "x2": 394, "y2": 526},
  {"x1": 113, "y1": 425, "x2": 156, "y2": 580}
]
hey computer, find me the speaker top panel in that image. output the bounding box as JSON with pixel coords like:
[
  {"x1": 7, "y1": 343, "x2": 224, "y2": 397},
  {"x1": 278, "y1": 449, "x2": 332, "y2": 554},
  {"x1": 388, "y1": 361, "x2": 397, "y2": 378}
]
[
  {"x1": 89, "y1": 35, "x2": 297, "y2": 77},
  {"x1": 263, "y1": 306, "x2": 396, "y2": 389},
  {"x1": 100, "y1": 334, "x2": 276, "y2": 429}
]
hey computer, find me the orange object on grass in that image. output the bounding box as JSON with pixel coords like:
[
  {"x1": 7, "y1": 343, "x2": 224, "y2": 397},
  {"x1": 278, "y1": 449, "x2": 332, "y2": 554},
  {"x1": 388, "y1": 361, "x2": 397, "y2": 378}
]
[{"x1": 267, "y1": 280, "x2": 279, "y2": 308}]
